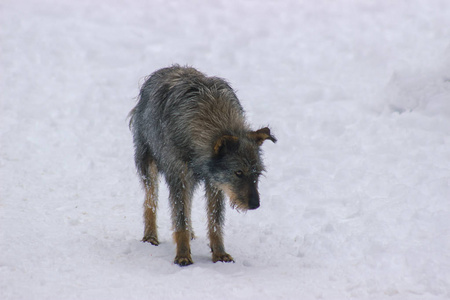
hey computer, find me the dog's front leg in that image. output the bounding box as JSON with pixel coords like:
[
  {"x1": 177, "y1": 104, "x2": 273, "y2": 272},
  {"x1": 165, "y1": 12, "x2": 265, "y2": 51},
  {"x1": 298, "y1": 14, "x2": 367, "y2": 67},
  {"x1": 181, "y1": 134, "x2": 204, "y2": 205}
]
[
  {"x1": 169, "y1": 173, "x2": 194, "y2": 266},
  {"x1": 206, "y1": 183, "x2": 234, "y2": 263}
]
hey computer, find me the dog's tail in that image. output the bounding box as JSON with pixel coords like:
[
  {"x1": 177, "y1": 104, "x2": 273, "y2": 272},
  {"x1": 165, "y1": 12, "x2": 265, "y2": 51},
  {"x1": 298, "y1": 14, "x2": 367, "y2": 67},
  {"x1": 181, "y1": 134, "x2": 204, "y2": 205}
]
[{"x1": 127, "y1": 107, "x2": 137, "y2": 130}]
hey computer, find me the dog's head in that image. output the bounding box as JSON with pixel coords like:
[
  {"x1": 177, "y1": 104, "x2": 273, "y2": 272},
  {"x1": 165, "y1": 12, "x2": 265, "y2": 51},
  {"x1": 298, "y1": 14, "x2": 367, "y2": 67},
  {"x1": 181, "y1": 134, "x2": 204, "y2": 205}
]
[{"x1": 209, "y1": 127, "x2": 276, "y2": 211}]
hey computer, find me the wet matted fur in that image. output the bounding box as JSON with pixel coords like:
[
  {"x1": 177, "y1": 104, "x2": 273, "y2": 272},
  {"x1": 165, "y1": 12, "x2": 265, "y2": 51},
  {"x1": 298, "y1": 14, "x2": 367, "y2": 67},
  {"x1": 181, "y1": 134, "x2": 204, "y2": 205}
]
[{"x1": 129, "y1": 65, "x2": 276, "y2": 266}]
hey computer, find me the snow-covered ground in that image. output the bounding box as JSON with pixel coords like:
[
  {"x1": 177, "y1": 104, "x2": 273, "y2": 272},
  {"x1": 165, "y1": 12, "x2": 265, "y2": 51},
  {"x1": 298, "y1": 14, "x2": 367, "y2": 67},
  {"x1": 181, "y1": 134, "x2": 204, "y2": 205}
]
[{"x1": 1, "y1": 0, "x2": 450, "y2": 299}]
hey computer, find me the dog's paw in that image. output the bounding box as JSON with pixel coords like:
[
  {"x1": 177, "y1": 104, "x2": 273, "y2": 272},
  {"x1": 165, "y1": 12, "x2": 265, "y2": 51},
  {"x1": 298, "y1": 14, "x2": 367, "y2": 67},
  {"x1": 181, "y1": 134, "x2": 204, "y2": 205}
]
[
  {"x1": 142, "y1": 235, "x2": 159, "y2": 246},
  {"x1": 212, "y1": 252, "x2": 234, "y2": 263},
  {"x1": 174, "y1": 255, "x2": 194, "y2": 266}
]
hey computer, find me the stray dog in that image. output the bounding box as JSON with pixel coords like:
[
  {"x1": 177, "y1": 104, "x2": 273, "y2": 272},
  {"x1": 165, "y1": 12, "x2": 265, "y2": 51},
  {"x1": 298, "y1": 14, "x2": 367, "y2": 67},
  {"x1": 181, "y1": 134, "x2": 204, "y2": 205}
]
[{"x1": 129, "y1": 65, "x2": 276, "y2": 266}]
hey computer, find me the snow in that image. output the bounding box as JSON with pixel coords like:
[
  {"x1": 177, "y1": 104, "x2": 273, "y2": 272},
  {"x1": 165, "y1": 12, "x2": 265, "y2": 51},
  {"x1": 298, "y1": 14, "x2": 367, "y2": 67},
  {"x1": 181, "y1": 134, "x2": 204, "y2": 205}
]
[{"x1": 1, "y1": 0, "x2": 450, "y2": 299}]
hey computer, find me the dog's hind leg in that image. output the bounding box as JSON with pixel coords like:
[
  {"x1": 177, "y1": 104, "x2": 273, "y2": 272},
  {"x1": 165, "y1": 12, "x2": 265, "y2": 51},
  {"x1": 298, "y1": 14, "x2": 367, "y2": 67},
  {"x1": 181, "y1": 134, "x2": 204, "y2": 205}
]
[
  {"x1": 135, "y1": 143, "x2": 160, "y2": 246},
  {"x1": 142, "y1": 160, "x2": 159, "y2": 245}
]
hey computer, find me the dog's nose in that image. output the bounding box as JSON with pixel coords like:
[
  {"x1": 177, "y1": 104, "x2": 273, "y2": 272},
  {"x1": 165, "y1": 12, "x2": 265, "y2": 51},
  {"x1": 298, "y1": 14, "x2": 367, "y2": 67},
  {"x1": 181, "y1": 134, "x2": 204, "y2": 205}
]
[
  {"x1": 248, "y1": 188, "x2": 260, "y2": 209},
  {"x1": 248, "y1": 201, "x2": 260, "y2": 210}
]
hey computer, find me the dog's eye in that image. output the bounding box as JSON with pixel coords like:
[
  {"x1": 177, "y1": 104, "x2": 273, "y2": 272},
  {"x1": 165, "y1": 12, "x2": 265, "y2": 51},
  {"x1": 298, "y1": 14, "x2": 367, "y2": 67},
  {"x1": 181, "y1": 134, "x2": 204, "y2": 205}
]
[{"x1": 235, "y1": 170, "x2": 243, "y2": 178}]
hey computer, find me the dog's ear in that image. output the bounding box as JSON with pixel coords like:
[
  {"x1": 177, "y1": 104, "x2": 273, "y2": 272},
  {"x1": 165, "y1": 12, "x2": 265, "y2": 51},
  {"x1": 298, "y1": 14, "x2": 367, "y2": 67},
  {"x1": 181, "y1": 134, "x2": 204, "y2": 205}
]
[
  {"x1": 248, "y1": 127, "x2": 277, "y2": 146},
  {"x1": 213, "y1": 135, "x2": 240, "y2": 157}
]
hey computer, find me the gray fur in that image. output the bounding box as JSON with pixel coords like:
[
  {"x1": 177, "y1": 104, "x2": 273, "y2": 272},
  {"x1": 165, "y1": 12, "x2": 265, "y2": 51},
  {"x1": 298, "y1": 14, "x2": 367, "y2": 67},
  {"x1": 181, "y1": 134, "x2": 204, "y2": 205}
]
[{"x1": 129, "y1": 65, "x2": 276, "y2": 265}]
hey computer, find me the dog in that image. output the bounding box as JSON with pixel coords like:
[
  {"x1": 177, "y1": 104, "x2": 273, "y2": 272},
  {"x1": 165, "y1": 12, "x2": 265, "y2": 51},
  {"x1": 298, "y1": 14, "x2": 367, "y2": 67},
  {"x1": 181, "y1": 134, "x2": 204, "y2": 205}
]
[{"x1": 129, "y1": 65, "x2": 276, "y2": 266}]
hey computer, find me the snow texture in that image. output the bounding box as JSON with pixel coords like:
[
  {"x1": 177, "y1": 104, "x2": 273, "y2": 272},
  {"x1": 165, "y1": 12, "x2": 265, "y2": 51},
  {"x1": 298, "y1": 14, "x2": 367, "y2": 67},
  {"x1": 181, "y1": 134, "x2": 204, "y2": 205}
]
[{"x1": 1, "y1": 0, "x2": 450, "y2": 299}]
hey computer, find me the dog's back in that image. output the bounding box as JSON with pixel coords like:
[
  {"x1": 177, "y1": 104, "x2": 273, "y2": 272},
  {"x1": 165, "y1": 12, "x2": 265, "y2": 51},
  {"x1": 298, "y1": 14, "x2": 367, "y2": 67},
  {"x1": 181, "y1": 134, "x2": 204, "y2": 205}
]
[{"x1": 130, "y1": 65, "x2": 249, "y2": 174}]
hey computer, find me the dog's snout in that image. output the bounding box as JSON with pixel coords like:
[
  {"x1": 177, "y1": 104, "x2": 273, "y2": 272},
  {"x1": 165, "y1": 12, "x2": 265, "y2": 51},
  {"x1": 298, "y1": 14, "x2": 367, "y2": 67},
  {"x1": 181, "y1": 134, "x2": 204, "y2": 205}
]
[{"x1": 248, "y1": 186, "x2": 260, "y2": 210}]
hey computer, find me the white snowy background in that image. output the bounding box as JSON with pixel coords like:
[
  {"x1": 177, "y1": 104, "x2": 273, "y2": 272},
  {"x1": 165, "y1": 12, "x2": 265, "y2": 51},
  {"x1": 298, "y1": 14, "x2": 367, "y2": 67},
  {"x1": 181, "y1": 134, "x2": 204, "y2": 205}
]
[{"x1": 1, "y1": 0, "x2": 450, "y2": 299}]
